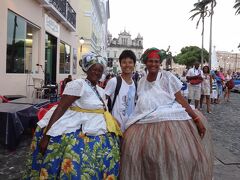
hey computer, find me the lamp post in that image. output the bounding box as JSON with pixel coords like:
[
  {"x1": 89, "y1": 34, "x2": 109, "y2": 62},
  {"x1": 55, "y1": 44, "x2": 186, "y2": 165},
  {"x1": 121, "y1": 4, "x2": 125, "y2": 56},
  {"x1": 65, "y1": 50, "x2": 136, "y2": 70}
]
[
  {"x1": 79, "y1": 37, "x2": 84, "y2": 53},
  {"x1": 78, "y1": 37, "x2": 84, "y2": 68}
]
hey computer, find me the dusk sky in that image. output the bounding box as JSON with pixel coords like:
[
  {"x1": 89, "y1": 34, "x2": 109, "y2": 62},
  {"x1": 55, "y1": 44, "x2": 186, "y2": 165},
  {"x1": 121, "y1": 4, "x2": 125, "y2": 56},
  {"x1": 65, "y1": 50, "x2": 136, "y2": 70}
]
[{"x1": 108, "y1": 0, "x2": 240, "y2": 54}]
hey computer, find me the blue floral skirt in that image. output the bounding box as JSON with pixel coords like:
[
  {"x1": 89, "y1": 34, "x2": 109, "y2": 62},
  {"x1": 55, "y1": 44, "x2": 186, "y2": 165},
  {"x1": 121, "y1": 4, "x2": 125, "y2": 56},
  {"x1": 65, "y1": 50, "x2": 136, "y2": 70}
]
[{"x1": 23, "y1": 126, "x2": 120, "y2": 179}]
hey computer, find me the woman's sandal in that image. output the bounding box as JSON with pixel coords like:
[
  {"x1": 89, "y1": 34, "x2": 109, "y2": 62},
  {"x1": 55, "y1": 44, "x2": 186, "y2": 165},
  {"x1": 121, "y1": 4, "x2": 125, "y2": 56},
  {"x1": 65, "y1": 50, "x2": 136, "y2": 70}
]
[{"x1": 207, "y1": 111, "x2": 212, "y2": 114}]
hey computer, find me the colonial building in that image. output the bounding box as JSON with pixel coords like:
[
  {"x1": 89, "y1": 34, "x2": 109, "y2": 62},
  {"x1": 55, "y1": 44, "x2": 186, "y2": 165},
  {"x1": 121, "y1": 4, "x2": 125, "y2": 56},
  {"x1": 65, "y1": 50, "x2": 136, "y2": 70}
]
[
  {"x1": 0, "y1": 0, "x2": 77, "y2": 96},
  {"x1": 0, "y1": 0, "x2": 110, "y2": 96},
  {"x1": 216, "y1": 51, "x2": 240, "y2": 73},
  {"x1": 106, "y1": 30, "x2": 144, "y2": 73}
]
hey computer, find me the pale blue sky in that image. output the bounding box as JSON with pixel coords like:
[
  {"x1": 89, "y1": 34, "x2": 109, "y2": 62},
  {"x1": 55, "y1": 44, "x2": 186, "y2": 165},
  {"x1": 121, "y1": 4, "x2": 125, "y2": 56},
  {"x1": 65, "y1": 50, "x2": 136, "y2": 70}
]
[{"x1": 108, "y1": 0, "x2": 240, "y2": 54}]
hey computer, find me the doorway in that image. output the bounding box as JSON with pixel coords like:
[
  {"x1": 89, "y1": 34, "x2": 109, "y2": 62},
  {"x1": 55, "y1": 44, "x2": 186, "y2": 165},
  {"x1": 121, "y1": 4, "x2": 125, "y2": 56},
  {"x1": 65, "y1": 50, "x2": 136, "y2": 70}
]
[{"x1": 45, "y1": 32, "x2": 57, "y2": 85}]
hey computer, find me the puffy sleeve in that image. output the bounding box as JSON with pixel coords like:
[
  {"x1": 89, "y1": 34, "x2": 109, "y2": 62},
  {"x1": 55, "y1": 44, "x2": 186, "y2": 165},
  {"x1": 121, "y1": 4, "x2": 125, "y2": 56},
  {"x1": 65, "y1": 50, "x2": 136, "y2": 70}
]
[
  {"x1": 136, "y1": 77, "x2": 145, "y2": 96},
  {"x1": 168, "y1": 72, "x2": 183, "y2": 96},
  {"x1": 104, "y1": 77, "x2": 117, "y2": 96},
  {"x1": 63, "y1": 79, "x2": 84, "y2": 97}
]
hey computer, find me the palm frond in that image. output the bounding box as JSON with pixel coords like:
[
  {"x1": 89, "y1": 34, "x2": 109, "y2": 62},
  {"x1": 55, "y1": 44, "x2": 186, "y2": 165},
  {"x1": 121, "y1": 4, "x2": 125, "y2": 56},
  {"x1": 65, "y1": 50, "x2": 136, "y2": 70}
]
[
  {"x1": 233, "y1": 2, "x2": 240, "y2": 8},
  {"x1": 196, "y1": 16, "x2": 202, "y2": 29},
  {"x1": 189, "y1": 12, "x2": 201, "y2": 20},
  {"x1": 234, "y1": 1, "x2": 240, "y2": 15},
  {"x1": 189, "y1": 0, "x2": 217, "y2": 29},
  {"x1": 189, "y1": 7, "x2": 201, "y2": 13}
]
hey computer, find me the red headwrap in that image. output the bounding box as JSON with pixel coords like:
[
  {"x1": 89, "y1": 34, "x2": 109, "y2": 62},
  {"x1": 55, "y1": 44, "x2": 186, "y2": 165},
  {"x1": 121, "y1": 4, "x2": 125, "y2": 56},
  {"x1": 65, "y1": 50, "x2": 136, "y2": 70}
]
[
  {"x1": 147, "y1": 50, "x2": 161, "y2": 59},
  {"x1": 141, "y1": 48, "x2": 167, "y2": 63}
]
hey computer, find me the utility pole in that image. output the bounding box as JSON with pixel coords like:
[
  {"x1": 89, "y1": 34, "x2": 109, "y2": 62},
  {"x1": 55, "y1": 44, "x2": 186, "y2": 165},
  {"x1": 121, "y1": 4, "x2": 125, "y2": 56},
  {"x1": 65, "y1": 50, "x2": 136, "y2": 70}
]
[
  {"x1": 201, "y1": 14, "x2": 204, "y2": 69},
  {"x1": 209, "y1": 1, "x2": 214, "y2": 70}
]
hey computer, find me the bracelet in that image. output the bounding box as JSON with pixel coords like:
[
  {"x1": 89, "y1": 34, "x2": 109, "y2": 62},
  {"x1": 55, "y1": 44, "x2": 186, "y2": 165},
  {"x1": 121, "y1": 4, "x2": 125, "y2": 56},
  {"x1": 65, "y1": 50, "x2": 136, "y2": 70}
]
[{"x1": 193, "y1": 116, "x2": 200, "y2": 123}]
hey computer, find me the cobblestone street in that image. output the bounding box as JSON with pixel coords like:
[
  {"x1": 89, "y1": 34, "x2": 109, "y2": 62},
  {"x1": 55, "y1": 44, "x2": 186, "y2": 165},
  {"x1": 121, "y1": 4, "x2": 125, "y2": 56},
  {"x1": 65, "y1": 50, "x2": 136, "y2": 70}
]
[
  {"x1": 0, "y1": 92, "x2": 239, "y2": 179},
  {"x1": 203, "y1": 92, "x2": 240, "y2": 180}
]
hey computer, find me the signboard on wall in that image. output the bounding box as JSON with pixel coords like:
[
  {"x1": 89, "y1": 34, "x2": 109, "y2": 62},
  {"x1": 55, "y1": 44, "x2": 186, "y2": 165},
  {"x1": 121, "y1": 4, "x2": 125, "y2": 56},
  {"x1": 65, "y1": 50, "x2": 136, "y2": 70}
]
[
  {"x1": 73, "y1": 48, "x2": 77, "y2": 74},
  {"x1": 45, "y1": 14, "x2": 60, "y2": 38}
]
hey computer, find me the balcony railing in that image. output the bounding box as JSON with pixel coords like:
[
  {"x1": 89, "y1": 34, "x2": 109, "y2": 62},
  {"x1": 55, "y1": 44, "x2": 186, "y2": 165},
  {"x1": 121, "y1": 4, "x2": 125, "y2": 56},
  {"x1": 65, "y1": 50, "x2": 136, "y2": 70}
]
[
  {"x1": 37, "y1": 0, "x2": 76, "y2": 31},
  {"x1": 66, "y1": 2, "x2": 76, "y2": 28},
  {"x1": 50, "y1": 0, "x2": 67, "y2": 17}
]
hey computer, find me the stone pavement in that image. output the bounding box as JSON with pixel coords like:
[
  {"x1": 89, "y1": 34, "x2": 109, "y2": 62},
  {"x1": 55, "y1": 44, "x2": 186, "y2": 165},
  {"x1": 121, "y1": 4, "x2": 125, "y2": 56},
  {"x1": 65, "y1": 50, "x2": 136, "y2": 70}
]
[
  {"x1": 202, "y1": 92, "x2": 240, "y2": 180},
  {"x1": 0, "y1": 93, "x2": 239, "y2": 179}
]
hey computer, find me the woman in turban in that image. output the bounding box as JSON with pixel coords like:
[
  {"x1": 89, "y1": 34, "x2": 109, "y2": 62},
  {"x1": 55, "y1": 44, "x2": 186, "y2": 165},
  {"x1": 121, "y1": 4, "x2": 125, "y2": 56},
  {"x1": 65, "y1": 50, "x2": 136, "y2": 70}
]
[
  {"x1": 24, "y1": 52, "x2": 121, "y2": 179},
  {"x1": 120, "y1": 48, "x2": 213, "y2": 180}
]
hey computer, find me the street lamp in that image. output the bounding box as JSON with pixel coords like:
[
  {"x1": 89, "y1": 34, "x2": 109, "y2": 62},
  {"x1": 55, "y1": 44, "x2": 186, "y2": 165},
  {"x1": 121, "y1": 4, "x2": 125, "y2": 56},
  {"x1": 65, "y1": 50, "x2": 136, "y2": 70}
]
[
  {"x1": 79, "y1": 37, "x2": 85, "y2": 68},
  {"x1": 79, "y1": 37, "x2": 84, "y2": 52}
]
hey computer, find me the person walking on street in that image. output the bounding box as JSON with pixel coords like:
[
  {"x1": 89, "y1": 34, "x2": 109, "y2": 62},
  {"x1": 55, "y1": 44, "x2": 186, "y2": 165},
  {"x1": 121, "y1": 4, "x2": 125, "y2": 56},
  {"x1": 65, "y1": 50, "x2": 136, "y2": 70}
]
[
  {"x1": 180, "y1": 70, "x2": 188, "y2": 98},
  {"x1": 132, "y1": 71, "x2": 140, "y2": 84},
  {"x1": 120, "y1": 48, "x2": 213, "y2": 180},
  {"x1": 224, "y1": 69, "x2": 234, "y2": 102},
  {"x1": 215, "y1": 70, "x2": 224, "y2": 104},
  {"x1": 186, "y1": 61, "x2": 203, "y2": 109},
  {"x1": 105, "y1": 50, "x2": 137, "y2": 132},
  {"x1": 210, "y1": 70, "x2": 218, "y2": 104},
  {"x1": 200, "y1": 65, "x2": 212, "y2": 113},
  {"x1": 23, "y1": 52, "x2": 121, "y2": 179}
]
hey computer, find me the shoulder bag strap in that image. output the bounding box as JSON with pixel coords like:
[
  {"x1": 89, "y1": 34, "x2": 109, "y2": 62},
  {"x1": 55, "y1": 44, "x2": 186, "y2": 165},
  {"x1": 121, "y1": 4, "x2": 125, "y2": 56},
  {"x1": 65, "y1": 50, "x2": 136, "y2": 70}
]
[{"x1": 111, "y1": 76, "x2": 122, "y2": 110}]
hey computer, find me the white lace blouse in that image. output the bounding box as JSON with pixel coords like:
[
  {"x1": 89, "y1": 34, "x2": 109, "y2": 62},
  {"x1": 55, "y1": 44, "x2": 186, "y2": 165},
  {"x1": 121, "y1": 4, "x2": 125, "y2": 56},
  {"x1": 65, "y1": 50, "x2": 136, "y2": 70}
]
[
  {"x1": 126, "y1": 71, "x2": 191, "y2": 128},
  {"x1": 37, "y1": 79, "x2": 107, "y2": 136}
]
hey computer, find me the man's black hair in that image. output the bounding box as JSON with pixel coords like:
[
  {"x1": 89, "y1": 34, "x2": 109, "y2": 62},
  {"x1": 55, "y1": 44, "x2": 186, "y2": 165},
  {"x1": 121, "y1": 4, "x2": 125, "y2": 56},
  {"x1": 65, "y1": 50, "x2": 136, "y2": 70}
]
[{"x1": 119, "y1": 50, "x2": 136, "y2": 64}]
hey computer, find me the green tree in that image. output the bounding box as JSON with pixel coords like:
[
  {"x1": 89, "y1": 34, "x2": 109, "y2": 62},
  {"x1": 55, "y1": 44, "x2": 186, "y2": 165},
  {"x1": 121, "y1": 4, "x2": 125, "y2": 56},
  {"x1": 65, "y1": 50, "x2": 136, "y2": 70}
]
[
  {"x1": 174, "y1": 46, "x2": 209, "y2": 69},
  {"x1": 234, "y1": 0, "x2": 240, "y2": 15}
]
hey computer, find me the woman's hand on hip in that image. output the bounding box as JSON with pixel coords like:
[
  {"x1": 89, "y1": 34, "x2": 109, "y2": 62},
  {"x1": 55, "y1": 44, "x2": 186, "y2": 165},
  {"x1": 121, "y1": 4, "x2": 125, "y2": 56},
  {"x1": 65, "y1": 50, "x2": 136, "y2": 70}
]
[{"x1": 39, "y1": 135, "x2": 50, "y2": 155}]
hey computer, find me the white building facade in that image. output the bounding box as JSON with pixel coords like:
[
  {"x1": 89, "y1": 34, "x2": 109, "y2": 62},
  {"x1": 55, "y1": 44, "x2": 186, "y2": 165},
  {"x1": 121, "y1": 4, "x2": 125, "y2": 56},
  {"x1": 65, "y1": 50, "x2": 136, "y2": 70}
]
[
  {"x1": 0, "y1": 0, "x2": 78, "y2": 96},
  {"x1": 0, "y1": 0, "x2": 110, "y2": 96},
  {"x1": 216, "y1": 51, "x2": 240, "y2": 73},
  {"x1": 106, "y1": 30, "x2": 144, "y2": 73},
  {"x1": 75, "y1": 0, "x2": 110, "y2": 77}
]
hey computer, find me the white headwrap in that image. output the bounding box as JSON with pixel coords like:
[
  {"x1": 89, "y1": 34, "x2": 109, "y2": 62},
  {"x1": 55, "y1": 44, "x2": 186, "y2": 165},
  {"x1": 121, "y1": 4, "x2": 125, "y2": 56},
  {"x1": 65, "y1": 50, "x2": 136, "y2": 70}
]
[{"x1": 81, "y1": 52, "x2": 106, "y2": 72}]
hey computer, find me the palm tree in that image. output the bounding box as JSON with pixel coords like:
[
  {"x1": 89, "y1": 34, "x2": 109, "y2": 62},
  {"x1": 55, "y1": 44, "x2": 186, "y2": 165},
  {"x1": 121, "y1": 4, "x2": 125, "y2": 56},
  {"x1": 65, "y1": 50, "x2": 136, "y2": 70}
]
[
  {"x1": 234, "y1": 0, "x2": 240, "y2": 15},
  {"x1": 189, "y1": 0, "x2": 215, "y2": 68}
]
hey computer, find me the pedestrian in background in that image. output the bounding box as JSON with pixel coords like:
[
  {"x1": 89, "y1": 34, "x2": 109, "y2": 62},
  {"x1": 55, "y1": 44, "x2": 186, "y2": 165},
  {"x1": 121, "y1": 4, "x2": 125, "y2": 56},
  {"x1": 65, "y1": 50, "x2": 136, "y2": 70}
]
[
  {"x1": 62, "y1": 74, "x2": 72, "y2": 90},
  {"x1": 120, "y1": 48, "x2": 213, "y2": 180},
  {"x1": 210, "y1": 70, "x2": 218, "y2": 104},
  {"x1": 180, "y1": 70, "x2": 188, "y2": 98},
  {"x1": 215, "y1": 70, "x2": 224, "y2": 104},
  {"x1": 132, "y1": 70, "x2": 140, "y2": 84},
  {"x1": 102, "y1": 73, "x2": 113, "y2": 89},
  {"x1": 186, "y1": 61, "x2": 203, "y2": 109},
  {"x1": 200, "y1": 65, "x2": 212, "y2": 113},
  {"x1": 224, "y1": 69, "x2": 234, "y2": 102},
  {"x1": 23, "y1": 52, "x2": 121, "y2": 179}
]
